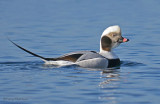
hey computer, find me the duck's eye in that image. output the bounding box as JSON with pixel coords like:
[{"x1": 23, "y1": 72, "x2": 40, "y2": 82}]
[{"x1": 112, "y1": 33, "x2": 117, "y2": 37}]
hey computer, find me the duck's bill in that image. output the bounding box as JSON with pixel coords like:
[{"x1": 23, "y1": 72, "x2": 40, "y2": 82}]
[
  {"x1": 123, "y1": 37, "x2": 129, "y2": 42},
  {"x1": 117, "y1": 37, "x2": 129, "y2": 43}
]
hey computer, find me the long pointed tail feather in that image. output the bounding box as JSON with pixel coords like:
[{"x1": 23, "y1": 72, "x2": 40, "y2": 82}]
[
  {"x1": 8, "y1": 39, "x2": 82, "y2": 62},
  {"x1": 8, "y1": 39, "x2": 54, "y2": 61}
]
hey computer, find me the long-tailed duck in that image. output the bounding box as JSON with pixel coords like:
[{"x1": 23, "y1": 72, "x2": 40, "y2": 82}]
[{"x1": 9, "y1": 25, "x2": 129, "y2": 69}]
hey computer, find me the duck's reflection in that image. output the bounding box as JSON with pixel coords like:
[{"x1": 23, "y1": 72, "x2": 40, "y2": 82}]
[
  {"x1": 100, "y1": 68, "x2": 120, "y2": 86},
  {"x1": 98, "y1": 68, "x2": 121, "y2": 102}
]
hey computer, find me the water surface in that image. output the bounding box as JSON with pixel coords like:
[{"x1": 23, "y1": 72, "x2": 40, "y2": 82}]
[{"x1": 0, "y1": 0, "x2": 160, "y2": 104}]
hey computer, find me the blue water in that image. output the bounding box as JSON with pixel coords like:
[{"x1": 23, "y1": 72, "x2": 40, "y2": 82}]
[{"x1": 0, "y1": 0, "x2": 160, "y2": 104}]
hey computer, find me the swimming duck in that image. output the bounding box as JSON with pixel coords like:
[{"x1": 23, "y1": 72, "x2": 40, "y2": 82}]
[{"x1": 10, "y1": 25, "x2": 129, "y2": 69}]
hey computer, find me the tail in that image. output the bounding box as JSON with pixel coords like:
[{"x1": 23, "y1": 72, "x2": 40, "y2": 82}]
[{"x1": 8, "y1": 39, "x2": 55, "y2": 61}]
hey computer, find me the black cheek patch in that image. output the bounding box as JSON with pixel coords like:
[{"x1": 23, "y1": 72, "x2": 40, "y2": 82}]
[{"x1": 101, "y1": 36, "x2": 112, "y2": 51}]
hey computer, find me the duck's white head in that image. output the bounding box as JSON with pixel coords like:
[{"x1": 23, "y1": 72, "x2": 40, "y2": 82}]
[{"x1": 100, "y1": 25, "x2": 129, "y2": 52}]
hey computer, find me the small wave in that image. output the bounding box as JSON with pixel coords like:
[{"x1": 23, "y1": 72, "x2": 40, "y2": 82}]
[
  {"x1": 0, "y1": 61, "x2": 29, "y2": 65},
  {"x1": 0, "y1": 61, "x2": 45, "y2": 72},
  {"x1": 0, "y1": 61, "x2": 42, "y2": 65},
  {"x1": 121, "y1": 61, "x2": 146, "y2": 67}
]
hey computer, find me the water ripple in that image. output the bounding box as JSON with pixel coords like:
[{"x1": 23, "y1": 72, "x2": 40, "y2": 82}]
[{"x1": 121, "y1": 61, "x2": 146, "y2": 67}]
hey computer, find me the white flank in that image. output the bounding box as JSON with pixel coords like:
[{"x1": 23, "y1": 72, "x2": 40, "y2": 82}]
[{"x1": 44, "y1": 60, "x2": 75, "y2": 66}]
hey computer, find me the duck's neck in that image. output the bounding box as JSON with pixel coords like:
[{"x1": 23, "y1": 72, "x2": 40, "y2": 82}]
[{"x1": 99, "y1": 50, "x2": 119, "y2": 59}]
